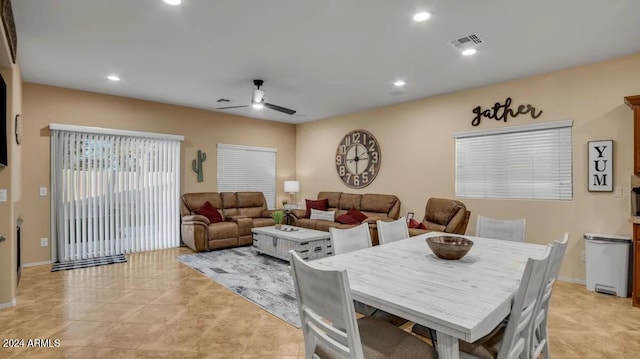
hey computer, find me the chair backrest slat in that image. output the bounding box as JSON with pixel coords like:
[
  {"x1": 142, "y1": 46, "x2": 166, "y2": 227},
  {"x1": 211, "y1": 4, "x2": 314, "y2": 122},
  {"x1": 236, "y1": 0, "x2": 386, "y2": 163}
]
[
  {"x1": 330, "y1": 223, "x2": 372, "y2": 255},
  {"x1": 476, "y1": 215, "x2": 526, "y2": 242},
  {"x1": 377, "y1": 217, "x2": 409, "y2": 245}
]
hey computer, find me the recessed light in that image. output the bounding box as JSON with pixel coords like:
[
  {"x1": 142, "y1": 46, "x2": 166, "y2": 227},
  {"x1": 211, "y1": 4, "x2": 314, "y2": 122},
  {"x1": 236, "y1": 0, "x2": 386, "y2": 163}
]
[
  {"x1": 393, "y1": 80, "x2": 406, "y2": 87},
  {"x1": 413, "y1": 12, "x2": 431, "y2": 22},
  {"x1": 164, "y1": 0, "x2": 181, "y2": 5},
  {"x1": 462, "y1": 48, "x2": 477, "y2": 56},
  {"x1": 107, "y1": 75, "x2": 120, "y2": 81}
]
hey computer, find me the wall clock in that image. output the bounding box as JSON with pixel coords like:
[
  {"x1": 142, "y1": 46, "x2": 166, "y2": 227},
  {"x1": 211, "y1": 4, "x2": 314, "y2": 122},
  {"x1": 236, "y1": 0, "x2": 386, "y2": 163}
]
[{"x1": 335, "y1": 129, "x2": 381, "y2": 188}]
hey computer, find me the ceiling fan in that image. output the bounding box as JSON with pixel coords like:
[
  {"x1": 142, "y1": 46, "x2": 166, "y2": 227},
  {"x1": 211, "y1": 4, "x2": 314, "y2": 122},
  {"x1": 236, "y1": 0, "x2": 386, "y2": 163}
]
[{"x1": 216, "y1": 79, "x2": 296, "y2": 115}]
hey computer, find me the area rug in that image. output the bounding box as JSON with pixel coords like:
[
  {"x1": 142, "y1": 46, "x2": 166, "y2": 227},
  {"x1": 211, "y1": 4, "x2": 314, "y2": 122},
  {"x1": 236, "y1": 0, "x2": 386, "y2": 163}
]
[
  {"x1": 176, "y1": 247, "x2": 300, "y2": 327},
  {"x1": 51, "y1": 254, "x2": 127, "y2": 272}
]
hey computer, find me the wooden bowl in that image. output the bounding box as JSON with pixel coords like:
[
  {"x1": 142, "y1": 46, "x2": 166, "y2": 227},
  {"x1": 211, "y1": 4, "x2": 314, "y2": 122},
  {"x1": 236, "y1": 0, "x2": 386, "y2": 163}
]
[{"x1": 426, "y1": 236, "x2": 473, "y2": 260}]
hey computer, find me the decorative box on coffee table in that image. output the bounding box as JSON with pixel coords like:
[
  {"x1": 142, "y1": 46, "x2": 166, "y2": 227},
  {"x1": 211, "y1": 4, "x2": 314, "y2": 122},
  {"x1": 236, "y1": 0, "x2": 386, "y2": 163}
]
[{"x1": 252, "y1": 225, "x2": 332, "y2": 261}]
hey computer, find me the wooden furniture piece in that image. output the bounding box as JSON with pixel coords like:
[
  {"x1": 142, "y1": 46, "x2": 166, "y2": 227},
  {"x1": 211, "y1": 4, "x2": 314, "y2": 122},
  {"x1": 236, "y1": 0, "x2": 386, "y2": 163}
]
[
  {"x1": 633, "y1": 222, "x2": 640, "y2": 308},
  {"x1": 476, "y1": 215, "x2": 527, "y2": 242},
  {"x1": 376, "y1": 217, "x2": 409, "y2": 245},
  {"x1": 251, "y1": 225, "x2": 331, "y2": 261},
  {"x1": 289, "y1": 250, "x2": 437, "y2": 359},
  {"x1": 626, "y1": 94, "x2": 640, "y2": 308},
  {"x1": 312, "y1": 232, "x2": 550, "y2": 359},
  {"x1": 330, "y1": 223, "x2": 372, "y2": 255},
  {"x1": 532, "y1": 233, "x2": 569, "y2": 359}
]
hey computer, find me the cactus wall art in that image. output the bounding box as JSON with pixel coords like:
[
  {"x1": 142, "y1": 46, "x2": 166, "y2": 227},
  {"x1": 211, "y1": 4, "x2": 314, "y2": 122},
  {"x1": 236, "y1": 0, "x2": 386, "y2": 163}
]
[{"x1": 192, "y1": 149, "x2": 207, "y2": 182}]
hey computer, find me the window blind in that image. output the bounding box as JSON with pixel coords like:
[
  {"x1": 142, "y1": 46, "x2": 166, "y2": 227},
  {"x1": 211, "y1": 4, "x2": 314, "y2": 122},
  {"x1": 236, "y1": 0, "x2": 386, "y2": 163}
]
[
  {"x1": 454, "y1": 120, "x2": 573, "y2": 200},
  {"x1": 50, "y1": 124, "x2": 183, "y2": 262},
  {"x1": 217, "y1": 144, "x2": 277, "y2": 209}
]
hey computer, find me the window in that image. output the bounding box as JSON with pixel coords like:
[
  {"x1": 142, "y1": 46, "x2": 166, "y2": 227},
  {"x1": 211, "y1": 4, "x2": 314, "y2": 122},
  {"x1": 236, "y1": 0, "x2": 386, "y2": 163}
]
[
  {"x1": 217, "y1": 144, "x2": 277, "y2": 208},
  {"x1": 454, "y1": 120, "x2": 573, "y2": 200}
]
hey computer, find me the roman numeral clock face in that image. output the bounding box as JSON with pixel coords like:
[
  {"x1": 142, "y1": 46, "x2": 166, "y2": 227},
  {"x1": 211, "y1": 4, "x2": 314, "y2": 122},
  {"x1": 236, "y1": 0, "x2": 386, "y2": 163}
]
[{"x1": 335, "y1": 129, "x2": 381, "y2": 189}]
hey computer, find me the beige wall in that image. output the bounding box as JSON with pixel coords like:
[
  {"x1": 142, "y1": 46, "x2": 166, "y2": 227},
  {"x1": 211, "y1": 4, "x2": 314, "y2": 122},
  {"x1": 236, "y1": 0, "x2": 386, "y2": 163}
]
[
  {"x1": 0, "y1": 63, "x2": 22, "y2": 308},
  {"x1": 297, "y1": 53, "x2": 640, "y2": 281},
  {"x1": 14, "y1": 53, "x2": 640, "y2": 283},
  {"x1": 21, "y1": 83, "x2": 296, "y2": 264}
]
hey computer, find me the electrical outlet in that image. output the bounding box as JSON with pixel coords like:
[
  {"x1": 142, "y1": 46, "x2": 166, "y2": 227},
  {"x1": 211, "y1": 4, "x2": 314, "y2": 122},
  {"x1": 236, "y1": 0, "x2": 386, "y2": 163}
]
[
  {"x1": 40, "y1": 238, "x2": 48, "y2": 247},
  {"x1": 39, "y1": 187, "x2": 48, "y2": 197},
  {"x1": 581, "y1": 250, "x2": 586, "y2": 262}
]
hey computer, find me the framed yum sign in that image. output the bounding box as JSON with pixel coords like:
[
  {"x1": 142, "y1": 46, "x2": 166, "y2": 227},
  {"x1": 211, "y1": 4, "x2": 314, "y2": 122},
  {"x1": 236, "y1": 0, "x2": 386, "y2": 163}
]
[{"x1": 588, "y1": 140, "x2": 613, "y2": 192}]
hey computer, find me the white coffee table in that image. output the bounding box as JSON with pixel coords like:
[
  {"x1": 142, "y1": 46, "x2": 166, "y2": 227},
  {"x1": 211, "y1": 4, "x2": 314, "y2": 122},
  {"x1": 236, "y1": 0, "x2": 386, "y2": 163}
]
[{"x1": 251, "y1": 225, "x2": 332, "y2": 261}]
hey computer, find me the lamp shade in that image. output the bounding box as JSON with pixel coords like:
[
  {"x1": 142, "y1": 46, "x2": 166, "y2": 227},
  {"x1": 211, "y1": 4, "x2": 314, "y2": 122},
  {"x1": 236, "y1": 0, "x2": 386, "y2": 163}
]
[{"x1": 284, "y1": 181, "x2": 300, "y2": 193}]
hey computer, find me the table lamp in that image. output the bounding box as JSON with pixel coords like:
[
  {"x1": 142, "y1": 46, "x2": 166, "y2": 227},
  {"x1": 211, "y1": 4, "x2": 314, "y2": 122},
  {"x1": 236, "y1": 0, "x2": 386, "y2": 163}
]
[{"x1": 284, "y1": 180, "x2": 300, "y2": 206}]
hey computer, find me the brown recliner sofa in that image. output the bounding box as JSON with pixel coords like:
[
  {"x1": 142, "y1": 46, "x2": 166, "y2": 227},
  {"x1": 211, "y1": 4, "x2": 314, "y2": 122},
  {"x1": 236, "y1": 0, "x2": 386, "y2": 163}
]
[
  {"x1": 291, "y1": 191, "x2": 401, "y2": 245},
  {"x1": 180, "y1": 192, "x2": 275, "y2": 252},
  {"x1": 408, "y1": 197, "x2": 471, "y2": 236}
]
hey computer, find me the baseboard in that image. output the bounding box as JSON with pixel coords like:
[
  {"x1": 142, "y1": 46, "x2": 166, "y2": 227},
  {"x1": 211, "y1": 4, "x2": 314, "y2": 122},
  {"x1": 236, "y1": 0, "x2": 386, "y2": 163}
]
[
  {"x1": 0, "y1": 299, "x2": 16, "y2": 310},
  {"x1": 22, "y1": 260, "x2": 52, "y2": 268},
  {"x1": 557, "y1": 276, "x2": 586, "y2": 285}
]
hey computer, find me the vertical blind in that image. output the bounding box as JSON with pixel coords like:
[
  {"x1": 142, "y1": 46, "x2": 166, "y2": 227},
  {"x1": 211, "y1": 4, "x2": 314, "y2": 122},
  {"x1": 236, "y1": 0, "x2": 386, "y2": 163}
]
[
  {"x1": 217, "y1": 143, "x2": 277, "y2": 209},
  {"x1": 454, "y1": 120, "x2": 573, "y2": 200},
  {"x1": 50, "y1": 124, "x2": 183, "y2": 262}
]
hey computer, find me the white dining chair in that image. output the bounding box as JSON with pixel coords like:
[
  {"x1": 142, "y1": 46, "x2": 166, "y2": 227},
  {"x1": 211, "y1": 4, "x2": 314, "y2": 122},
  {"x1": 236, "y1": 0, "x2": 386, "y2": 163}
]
[
  {"x1": 333, "y1": 221, "x2": 408, "y2": 326},
  {"x1": 330, "y1": 223, "x2": 372, "y2": 255},
  {"x1": 330, "y1": 223, "x2": 377, "y2": 316},
  {"x1": 376, "y1": 217, "x2": 409, "y2": 245},
  {"x1": 476, "y1": 215, "x2": 526, "y2": 242},
  {"x1": 452, "y1": 247, "x2": 551, "y2": 359},
  {"x1": 289, "y1": 250, "x2": 437, "y2": 359},
  {"x1": 373, "y1": 216, "x2": 412, "y2": 326},
  {"x1": 531, "y1": 233, "x2": 569, "y2": 359}
]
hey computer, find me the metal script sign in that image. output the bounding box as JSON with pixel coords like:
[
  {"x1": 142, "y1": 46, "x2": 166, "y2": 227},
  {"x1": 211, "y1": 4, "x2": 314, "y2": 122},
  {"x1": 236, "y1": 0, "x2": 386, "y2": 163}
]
[{"x1": 472, "y1": 97, "x2": 542, "y2": 126}]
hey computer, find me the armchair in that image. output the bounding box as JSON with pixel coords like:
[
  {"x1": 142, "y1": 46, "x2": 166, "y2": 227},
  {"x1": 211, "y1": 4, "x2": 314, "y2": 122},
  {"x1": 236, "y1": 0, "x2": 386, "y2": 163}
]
[{"x1": 408, "y1": 197, "x2": 471, "y2": 236}]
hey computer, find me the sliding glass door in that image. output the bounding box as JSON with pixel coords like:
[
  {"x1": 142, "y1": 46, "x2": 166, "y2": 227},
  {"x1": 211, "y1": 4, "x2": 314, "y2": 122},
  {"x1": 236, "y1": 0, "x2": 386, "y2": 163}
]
[{"x1": 50, "y1": 124, "x2": 183, "y2": 262}]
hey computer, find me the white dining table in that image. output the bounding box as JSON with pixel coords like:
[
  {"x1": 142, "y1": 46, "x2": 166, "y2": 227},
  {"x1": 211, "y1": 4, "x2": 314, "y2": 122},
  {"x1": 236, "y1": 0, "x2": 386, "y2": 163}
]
[{"x1": 311, "y1": 231, "x2": 550, "y2": 359}]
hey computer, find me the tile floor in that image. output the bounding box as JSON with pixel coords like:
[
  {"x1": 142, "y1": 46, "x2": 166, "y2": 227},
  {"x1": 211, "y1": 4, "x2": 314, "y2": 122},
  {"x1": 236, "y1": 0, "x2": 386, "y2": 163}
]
[{"x1": 0, "y1": 247, "x2": 639, "y2": 358}]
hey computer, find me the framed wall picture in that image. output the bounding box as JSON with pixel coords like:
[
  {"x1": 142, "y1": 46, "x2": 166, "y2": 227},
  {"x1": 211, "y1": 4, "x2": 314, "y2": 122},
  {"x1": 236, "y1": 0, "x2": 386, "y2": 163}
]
[{"x1": 588, "y1": 140, "x2": 613, "y2": 192}]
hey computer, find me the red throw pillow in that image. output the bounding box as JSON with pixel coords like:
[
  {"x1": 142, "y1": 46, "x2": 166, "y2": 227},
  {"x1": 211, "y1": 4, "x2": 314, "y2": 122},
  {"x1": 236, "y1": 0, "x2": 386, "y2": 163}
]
[
  {"x1": 417, "y1": 222, "x2": 427, "y2": 230},
  {"x1": 347, "y1": 207, "x2": 367, "y2": 223},
  {"x1": 305, "y1": 198, "x2": 329, "y2": 218},
  {"x1": 336, "y1": 214, "x2": 359, "y2": 224},
  {"x1": 408, "y1": 218, "x2": 421, "y2": 229},
  {"x1": 193, "y1": 201, "x2": 223, "y2": 223}
]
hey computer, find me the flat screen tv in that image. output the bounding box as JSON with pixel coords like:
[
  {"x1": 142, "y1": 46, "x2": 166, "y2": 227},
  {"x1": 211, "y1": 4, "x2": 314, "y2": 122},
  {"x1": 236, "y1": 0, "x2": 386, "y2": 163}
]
[{"x1": 0, "y1": 73, "x2": 6, "y2": 167}]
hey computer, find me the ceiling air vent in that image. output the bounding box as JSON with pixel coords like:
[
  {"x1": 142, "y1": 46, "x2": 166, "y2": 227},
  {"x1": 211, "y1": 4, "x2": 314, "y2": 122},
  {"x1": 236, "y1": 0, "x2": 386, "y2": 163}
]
[
  {"x1": 449, "y1": 33, "x2": 484, "y2": 49},
  {"x1": 216, "y1": 98, "x2": 231, "y2": 103}
]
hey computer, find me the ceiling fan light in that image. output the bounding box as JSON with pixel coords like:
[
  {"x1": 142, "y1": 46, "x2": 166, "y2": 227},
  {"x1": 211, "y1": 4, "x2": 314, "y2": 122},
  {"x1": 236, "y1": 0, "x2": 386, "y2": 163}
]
[
  {"x1": 252, "y1": 102, "x2": 264, "y2": 110},
  {"x1": 252, "y1": 89, "x2": 265, "y2": 103}
]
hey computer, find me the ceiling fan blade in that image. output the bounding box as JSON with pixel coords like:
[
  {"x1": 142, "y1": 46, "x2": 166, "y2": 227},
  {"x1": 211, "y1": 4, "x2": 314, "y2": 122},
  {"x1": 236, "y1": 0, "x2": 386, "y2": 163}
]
[
  {"x1": 264, "y1": 102, "x2": 296, "y2": 115},
  {"x1": 216, "y1": 105, "x2": 249, "y2": 110}
]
